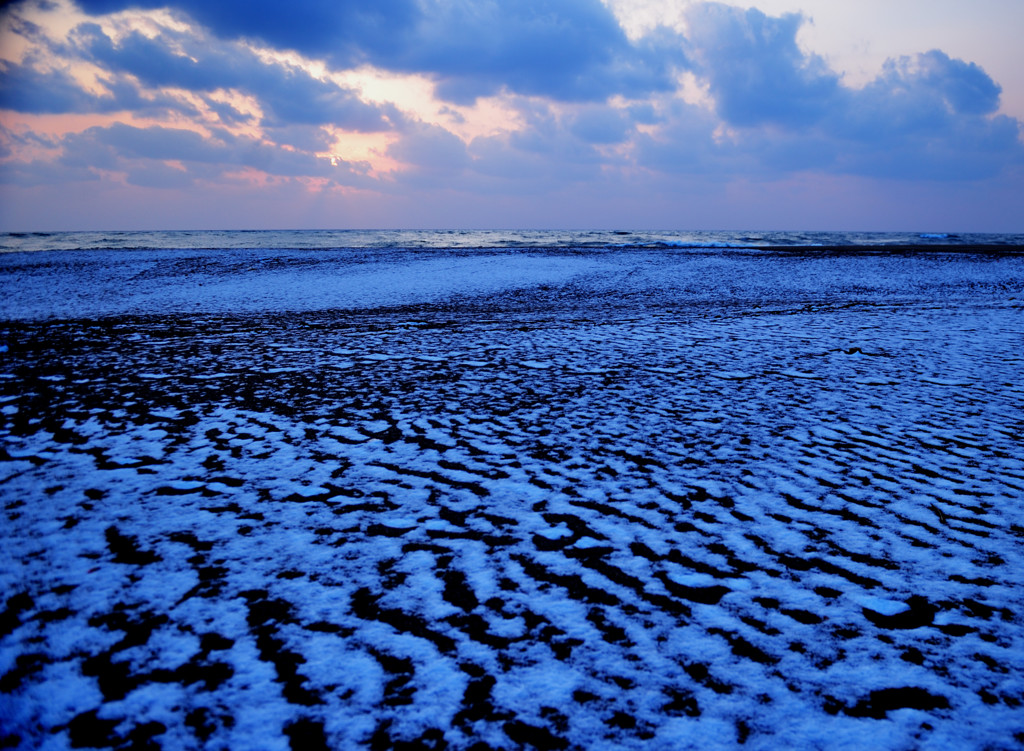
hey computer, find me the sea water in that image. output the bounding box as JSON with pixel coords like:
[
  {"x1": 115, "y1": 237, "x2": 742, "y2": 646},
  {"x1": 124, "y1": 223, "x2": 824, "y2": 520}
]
[{"x1": 2, "y1": 228, "x2": 1023, "y2": 254}]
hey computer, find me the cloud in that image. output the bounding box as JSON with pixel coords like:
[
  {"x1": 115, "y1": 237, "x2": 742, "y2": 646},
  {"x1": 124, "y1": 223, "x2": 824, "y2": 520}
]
[
  {"x1": 633, "y1": 100, "x2": 733, "y2": 176},
  {"x1": 0, "y1": 57, "x2": 196, "y2": 118},
  {"x1": 0, "y1": 5, "x2": 395, "y2": 130},
  {"x1": 569, "y1": 106, "x2": 633, "y2": 144},
  {"x1": 668, "y1": 3, "x2": 1023, "y2": 180},
  {"x1": 26, "y1": 122, "x2": 371, "y2": 188},
  {"x1": 200, "y1": 95, "x2": 254, "y2": 126},
  {"x1": 392, "y1": 0, "x2": 684, "y2": 103},
  {"x1": 387, "y1": 122, "x2": 471, "y2": 176},
  {"x1": 263, "y1": 124, "x2": 334, "y2": 152},
  {"x1": 823, "y1": 50, "x2": 1020, "y2": 179},
  {"x1": 847, "y1": 50, "x2": 1002, "y2": 133},
  {"x1": 70, "y1": 0, "x2": 686, "y2": 103},
  {"x1": 74, "y1": 23, "x2": 392, "y2": 130},
  {"x1": 685, "y1": 3, "x2": 839, "y2": 128},
  {"x1": 464, "y1": 103, "x2": 618, "y2": 191},
  {"x1": 91, "y1": 122, "x2": 222, "y2": 162},
  {"x1": 2, "y1": 0, "x2": 1022, "y2": 229},
  {"x1": 73, "y1": 0, "x2": 418, "y2": 64},
  {"x1": 0, "y1": 59, "x2": 112, "y2": 113},
  {"x1": 0, "y1": 157, "x2": 100, "y2": 186},
  {"x1": 913, "y1": 50, "x2": 1001, "y2": 116},
  {"x1": 123, "y1": 160, "x2": 193, "y2": 188}
]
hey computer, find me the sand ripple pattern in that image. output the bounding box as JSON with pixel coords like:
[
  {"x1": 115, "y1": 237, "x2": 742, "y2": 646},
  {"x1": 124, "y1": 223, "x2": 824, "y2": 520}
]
[{"x1": 2, "y1": 296, "x2": 1023, "y2": 750}]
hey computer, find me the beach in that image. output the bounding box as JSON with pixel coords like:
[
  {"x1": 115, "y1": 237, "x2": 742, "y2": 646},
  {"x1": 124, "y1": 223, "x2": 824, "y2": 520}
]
[{"x1": 2, "y1": 235, "x2": 1023, "y2": 749}]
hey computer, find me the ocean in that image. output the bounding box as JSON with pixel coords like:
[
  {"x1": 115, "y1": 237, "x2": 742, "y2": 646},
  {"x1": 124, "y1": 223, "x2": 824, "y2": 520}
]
[
  {"x1": 1, "y1": 230, "x2": 1023, "y2": 750},
  {"x1": 4, "y1": 228, "x2": 1024, "y2": 254}
]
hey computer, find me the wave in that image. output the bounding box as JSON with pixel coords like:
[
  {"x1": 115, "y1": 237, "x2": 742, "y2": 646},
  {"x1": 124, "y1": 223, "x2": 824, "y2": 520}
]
[{"x1": 1, "y1": 229, "x2": 1021, "y2": 254}]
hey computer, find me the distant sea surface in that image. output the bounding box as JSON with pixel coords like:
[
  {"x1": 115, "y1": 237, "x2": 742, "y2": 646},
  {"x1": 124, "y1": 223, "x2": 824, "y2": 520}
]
[{"x1": 2, "y1": 228, "x2": 1024, "y2": 254}]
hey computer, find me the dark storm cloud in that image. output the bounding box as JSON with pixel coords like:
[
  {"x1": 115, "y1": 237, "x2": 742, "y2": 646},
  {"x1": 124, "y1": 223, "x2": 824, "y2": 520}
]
[{"x1": 71, "y1": 0, "x2": 686, "y2": 103}]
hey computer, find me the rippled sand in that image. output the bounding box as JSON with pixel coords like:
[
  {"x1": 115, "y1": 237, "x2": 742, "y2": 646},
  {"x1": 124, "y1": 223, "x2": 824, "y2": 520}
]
[{"x1": 2, "y1": 249, "x2": 1023, "y2": 749}]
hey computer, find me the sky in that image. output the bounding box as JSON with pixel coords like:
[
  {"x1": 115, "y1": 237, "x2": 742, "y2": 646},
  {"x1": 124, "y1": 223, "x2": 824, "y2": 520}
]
[{"x1": 0, "y1": 0, "x2": 1022, "y2": 231}]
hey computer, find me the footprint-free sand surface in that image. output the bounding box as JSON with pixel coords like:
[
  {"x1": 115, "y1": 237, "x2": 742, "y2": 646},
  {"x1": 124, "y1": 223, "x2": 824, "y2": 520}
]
[{"x1": 2, "y1": 245, "x2": 1023, "y2": 749}]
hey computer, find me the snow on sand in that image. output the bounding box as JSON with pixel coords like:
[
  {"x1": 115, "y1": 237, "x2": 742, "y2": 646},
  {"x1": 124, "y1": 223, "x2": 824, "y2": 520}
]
[{"x1": 2, "y1": 248, "x2": 1023, "y2": 749}]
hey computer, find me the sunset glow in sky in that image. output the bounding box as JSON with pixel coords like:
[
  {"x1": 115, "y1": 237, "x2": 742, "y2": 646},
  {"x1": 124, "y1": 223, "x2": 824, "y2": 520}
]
[{"x1": 1, "y1": 0, "x2": 1022, "y2": 230}]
